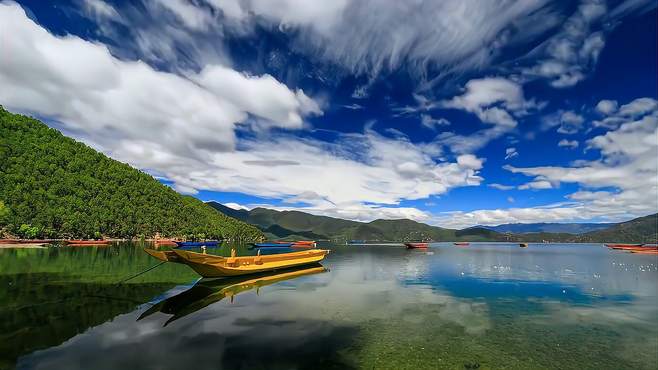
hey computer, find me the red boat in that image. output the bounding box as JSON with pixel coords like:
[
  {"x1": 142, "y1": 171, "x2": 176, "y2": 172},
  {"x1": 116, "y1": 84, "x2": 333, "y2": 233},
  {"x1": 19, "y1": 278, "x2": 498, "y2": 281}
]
[
  {"x1": 292, "y1": 240, "x2": 317, "y2": 248},
  {"x1": 605, "y1": 243, "x2": 643, "y2": 249},
  {"x1": 155, "y1": 240, "x2": 178, "y2": 247},
  {"x1": 66, "y1": 240, "x2": 110, "y2": 245},
  {"x1": 631, "y1": 249, "x2": 658, "y2": 255},
  {"x1": 405, "y1": 242, "x2": 429, "y2": 249},
  {"x1": 0, "y1": 239, "x2": 56, "y2": 244},
  {"x1": 454, "y1": 242, "x2": 469, "y2": 246}
]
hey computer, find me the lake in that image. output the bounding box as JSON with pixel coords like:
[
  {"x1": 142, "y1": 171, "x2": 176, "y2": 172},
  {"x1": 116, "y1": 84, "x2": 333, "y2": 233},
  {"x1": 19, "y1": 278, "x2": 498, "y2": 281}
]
[{"x1": 1, "y1": 242, "x2": 657, "y2": 369}]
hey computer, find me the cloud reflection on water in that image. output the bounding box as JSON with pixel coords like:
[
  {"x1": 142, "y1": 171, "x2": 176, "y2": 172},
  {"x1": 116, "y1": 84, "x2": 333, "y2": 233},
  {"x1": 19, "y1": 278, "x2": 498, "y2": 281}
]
[{"x1": 17, "y1": 243, "x2": 658, "y2": 369}]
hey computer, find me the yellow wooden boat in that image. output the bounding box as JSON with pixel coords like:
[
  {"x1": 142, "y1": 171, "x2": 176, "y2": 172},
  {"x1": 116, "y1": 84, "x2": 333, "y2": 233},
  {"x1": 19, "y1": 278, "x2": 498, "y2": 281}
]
[
  {"x1": 138, "y1": 265, "x2": 327, "y2": 325},
  {"x1": 144, "y1": 248, "x2": 330, "y2": 277}
]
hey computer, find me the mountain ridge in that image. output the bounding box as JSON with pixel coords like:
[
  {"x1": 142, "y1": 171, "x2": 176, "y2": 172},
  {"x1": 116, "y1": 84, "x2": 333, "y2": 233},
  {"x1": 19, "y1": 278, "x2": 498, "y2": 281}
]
[
  {"x1": 208, "y1": 202, "x2": 657, "y2": 243},
  {"x1": 478, "y1": 222, "x2": 614, "y2": 234}
]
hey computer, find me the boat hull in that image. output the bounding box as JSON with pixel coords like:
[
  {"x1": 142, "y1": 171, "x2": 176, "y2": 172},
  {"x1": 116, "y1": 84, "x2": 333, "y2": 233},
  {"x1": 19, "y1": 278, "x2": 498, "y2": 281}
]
[
  {"x1": 175, "y1": 241, "x2": 219, "y2": 247},
  {"x1": 252, "y1": 242, "x2": 294, "y2": 248},
  {"x1": 144, "y1": 248, "x2": 185, "y2": 263},
  {"x1": 155, "y1": 240, "x2": 178, "y2": 246},
  {"x1": 65, "y1": 240, "x2": 110, "y2": 245},
  {"x1": 171, "y1": 249, "x2": 330, "y2": 277},
  {"x1": 605, "y1": 243, "x2": 642, "y2": 249},
  {"x1": 405, "y1": 242, "x2": 429, "y2": 249}
]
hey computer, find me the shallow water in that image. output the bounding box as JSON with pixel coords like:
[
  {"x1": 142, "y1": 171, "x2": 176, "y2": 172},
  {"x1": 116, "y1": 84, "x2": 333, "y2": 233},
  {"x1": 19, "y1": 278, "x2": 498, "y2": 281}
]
[{"x1": 1, "y1": 242, "x2": 657, "y2": 369}]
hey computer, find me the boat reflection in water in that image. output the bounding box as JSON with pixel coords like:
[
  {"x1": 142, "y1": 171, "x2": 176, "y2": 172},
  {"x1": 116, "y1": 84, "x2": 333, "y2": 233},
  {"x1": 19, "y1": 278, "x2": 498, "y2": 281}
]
[{"x1": 138, "y1": 264, "x2": 328, "y2": 326}]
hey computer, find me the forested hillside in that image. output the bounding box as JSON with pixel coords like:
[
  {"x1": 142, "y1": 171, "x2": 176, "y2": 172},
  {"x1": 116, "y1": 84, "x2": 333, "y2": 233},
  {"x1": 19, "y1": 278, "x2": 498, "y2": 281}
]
[
  {"x1": 0, "y1": 107, "x2": 264, "y2": 241},
  {"x1": 481, "y1": 222, "x2": 613, "y2": 234},
  {"x1": 578, "y1": 213, "x2": 657, "y2": 243},
  {"x1": 208, "y1": 202, "x2": 506, "y2": 242}
]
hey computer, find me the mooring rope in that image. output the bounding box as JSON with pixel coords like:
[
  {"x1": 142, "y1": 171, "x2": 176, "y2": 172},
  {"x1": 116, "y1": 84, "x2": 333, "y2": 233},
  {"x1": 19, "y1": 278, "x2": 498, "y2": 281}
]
[{"x1": 116, "y1": 261, "x2": 167, "y2": 284}]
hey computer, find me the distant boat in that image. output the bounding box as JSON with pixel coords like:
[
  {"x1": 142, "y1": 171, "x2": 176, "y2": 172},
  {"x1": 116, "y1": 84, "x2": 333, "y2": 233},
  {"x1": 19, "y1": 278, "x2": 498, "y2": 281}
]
[
  {"x1": 155, "y1": 240, "x2": 178, "y2": 247},
  {"x1": 605, "y1": 243, "x2": 643, "y2": 249},
  {"x1": 606, "y1": 243, "x2": 658, "y2": 252},
  {"x1": 519, "y1": 243, "x2": 528, "y2": 248},
  {"x1": 175, "y1": 241, "x2": 219, "y2": 248},
  {"x1": 454, "y1": 242, "x2": 469, "y2": 246},
  {"x1": 291, "y1": 240, "x2": 317, "y2": 248},
  {"x1": 252, "y1": 242, "x2": 295, "y2": 248},
  {"x1": 405, "y1": 242, "x2": 429, "y2": 249},
  {"x1": 630, "y1": 249, "x2": 658, "y2": 255},
  {"x1": 145, "y1": 248, "x2": 330, "y2": 277},
  {"x1": 0, "y1": 239, "x2": 56, "y2": 244},
  {"x1": 66, "y1": 240, "x2": 110, "y2": 246}
]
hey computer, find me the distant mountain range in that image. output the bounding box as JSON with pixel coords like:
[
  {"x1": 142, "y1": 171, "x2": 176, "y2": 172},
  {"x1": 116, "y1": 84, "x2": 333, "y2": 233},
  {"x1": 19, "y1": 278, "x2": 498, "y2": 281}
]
[
  {"x1": 208, "y1": 202, "x2": 499, "y2": 242},
  {"x1": 478, "y1": 223, "x2": 613, "y2": 234},
  {"x1": 207, "y1": 202, "x2": 657, "y2": 243}
]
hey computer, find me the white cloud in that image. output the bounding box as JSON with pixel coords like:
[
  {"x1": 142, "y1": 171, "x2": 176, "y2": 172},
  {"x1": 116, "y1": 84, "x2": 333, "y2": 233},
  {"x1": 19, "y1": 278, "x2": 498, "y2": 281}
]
[
  {"x1": 208, "y1": 0, "x2": 558, "y2": 78},
  {"x1": 437, "y1": 77, "x2": 539, "y2": 154},
  {"x1": 557, "y1": 111, "x2": 585, "y2": 134},
  {"x1": 594, "y1": 97, "x2": 657, "y2": 129},
  {"x1": 506, "y1": 109, "x2": 658, "y2": 220},
  {"x1": 456, "y1": 154, "x2": 483, "y2": 170},
  {"x1": 541, "y1": 109, "x2": 585, "y2": 134},
  {"x1": 504, "y1": 147, "x2": 518, "y2": 160},
  {"x1": 154, "y1": 130, "x2": 483, "y2": 208},
  {"x1": 518, "y1": 180, "x2": 553, "y2": 190},
  {"x1": 224, "y1": 202, "x2": 249, "y2": 211},
  {"x1": 81, "y1": 0, "x2": 119, "y2": 20},
  {"x1": 437, "y1": 98, "x2": 658, "y2": 228},
  {"x1": 0, "y1": 2, "x2": 490, "y2": 225},
  {"x1": 342, "y1": 103, "x2": 364, "y2": 110},
  {"x1": 420, "y1": 114, "x2": 450, "y2": 130},
  {"x1": 558, "y1": 139, "x2": 579, "y2": 149},
  {"x1": 507, "y1": 196, "x2": 515, "y2": 203},
  {"x1": 595, "y1": 99, "x2": 618, "y2": 115},
  {"x1": 84, "y1": 0, "x2": 655, "y2": 89},
  {"x1": 435, "y1": 205, "x2": 599, "y2": 229},
  {"x1": 488, "y1": 183, "x2": 515, "y2": 191},
  {"x1": 0, "y1": 2, "x2": 319, "y2": 161},
  {"x1": 155, "y1": 0, "x2": 213, "y2": 31},
  {"x1": 521, "y1": 1, "x2": 608, "y2": 88},
  {"x1": 251, "y1": 202, "x2": 433, "y2": 224},
  {"x1": 618, "y1": 97, "x2": 658, "y2": 117},
  {"x1": 440, "y1": 77, "x2": 531, "y2": 127}
]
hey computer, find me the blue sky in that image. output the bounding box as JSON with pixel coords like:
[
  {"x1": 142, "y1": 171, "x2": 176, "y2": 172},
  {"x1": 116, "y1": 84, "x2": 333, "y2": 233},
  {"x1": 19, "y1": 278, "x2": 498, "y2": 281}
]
[{"x1": 1, "y1": 0, "x2": 657, "y2": 228}]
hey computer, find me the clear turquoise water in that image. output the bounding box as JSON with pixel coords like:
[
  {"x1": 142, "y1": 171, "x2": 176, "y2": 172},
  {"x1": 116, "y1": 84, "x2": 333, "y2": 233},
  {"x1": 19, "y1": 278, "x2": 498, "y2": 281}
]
[{"x1": 2, "y1": 242, "x2": 657, "y2": 369}]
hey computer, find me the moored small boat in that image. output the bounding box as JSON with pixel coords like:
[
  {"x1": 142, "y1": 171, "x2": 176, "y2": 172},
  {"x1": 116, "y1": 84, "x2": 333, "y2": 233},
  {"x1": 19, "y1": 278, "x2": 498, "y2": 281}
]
[
  {"x1": 0, "y1": 239, "x2": 57, "y2": 244},
  {"x1": 175, "y1": 240, "x2": 219, "y2": 248},
  {"x1": 66, "y1": 240, "x2": 110, "y2": 246},
  {"x1": 454, "y1": 242, "x2": 469, "y2": 246},
  {"x1": 605, "y1": 243, "x2": 643, "y2": 249},
  {"x1": 405, "y1": 242, "x2": 429, "y2": 249},
  {"x1": 520, "y1": 243, "x2": 528, "y2": 248},
  {"x1": 292, "y1": 240, "x2": 317, "y2": 248},
  {"x1": 252, "y1": 242, "x2": 295, "y2": 248},
  {"x1": 630, "y1": 249, "x2": 658, "y2": 255},
  {"x1": 610, "y1": 246, "x2": 658, "y2": 251},
  {"x1": 155, "y1": 239, "x2": 178, "y2": 247},
  {"x1": 145, "y1": 248, "x2": 330, "y2": 277}
]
